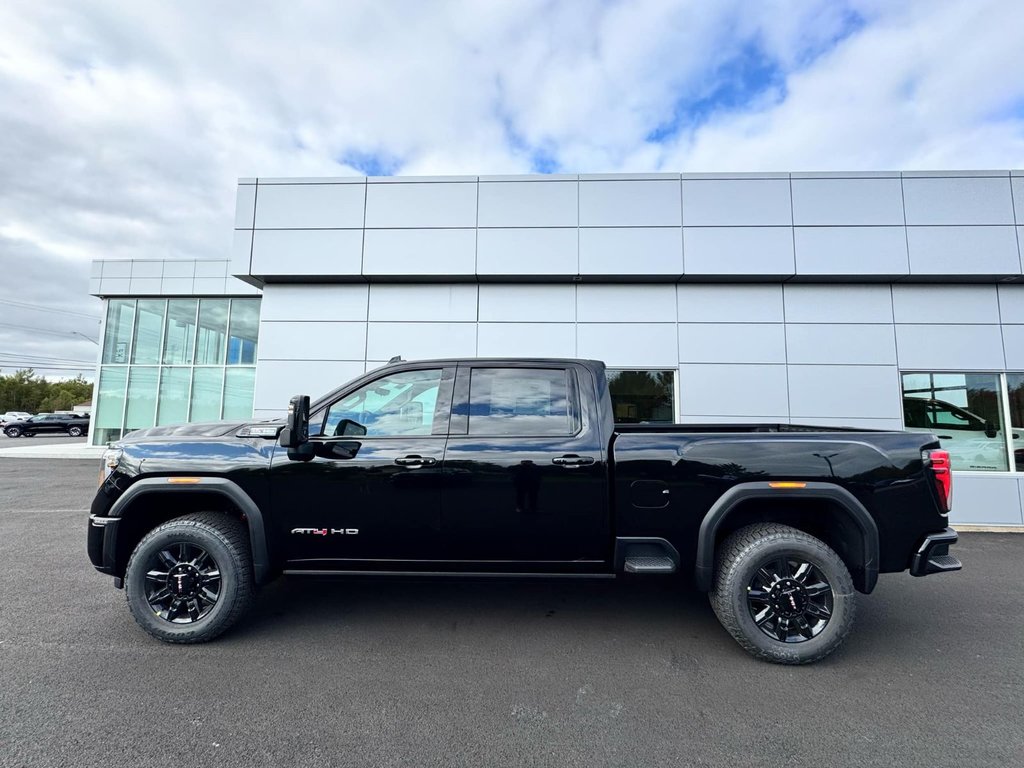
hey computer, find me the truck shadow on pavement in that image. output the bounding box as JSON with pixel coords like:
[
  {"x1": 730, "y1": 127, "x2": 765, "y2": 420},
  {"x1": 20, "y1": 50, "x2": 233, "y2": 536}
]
[
  {"x1": 236, "y1": 575, "x2": 721, "y2": 640},
  {"x1": 217, "y1": 566, "x2": 982, "y2": 667}
]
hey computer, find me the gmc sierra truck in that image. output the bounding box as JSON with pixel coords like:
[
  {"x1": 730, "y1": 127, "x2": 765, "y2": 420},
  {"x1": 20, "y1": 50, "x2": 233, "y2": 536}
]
[{"x1": 88, "y1": 358, "x2": 960, "y2": 664}]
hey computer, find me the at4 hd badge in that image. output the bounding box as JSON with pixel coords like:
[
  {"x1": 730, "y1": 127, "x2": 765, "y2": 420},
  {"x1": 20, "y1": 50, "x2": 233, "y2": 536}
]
[{"x1": 291, "y1": 528, "x2": 359, "y2": 536}]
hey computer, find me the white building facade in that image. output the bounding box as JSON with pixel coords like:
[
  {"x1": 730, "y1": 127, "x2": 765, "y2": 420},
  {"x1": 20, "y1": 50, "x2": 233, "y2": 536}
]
[{"x1": 90, "y1": 170, "x2": 1024, "y2": 527}]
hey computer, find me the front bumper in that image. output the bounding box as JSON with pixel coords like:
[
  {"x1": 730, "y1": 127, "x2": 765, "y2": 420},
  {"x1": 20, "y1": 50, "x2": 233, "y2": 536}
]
[
  {"x1": 88, "y1": 514, "x2": 119, "y2": 576},
  {"x1": 910, "y1": 527, "x2": 962, "y2": 577}
]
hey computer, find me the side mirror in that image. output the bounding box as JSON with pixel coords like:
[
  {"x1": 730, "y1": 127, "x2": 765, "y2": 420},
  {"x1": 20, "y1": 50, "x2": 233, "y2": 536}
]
[
  {"x1": 279, "y1": 395, "x2": 310, "y2": 449},
  {"x1": 984, "y1": 421, "x2": 998, "y2": 439}
]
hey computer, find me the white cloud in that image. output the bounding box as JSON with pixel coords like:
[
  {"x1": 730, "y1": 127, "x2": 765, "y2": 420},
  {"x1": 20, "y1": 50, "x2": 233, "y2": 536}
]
[{"x1": 0, "y1": 0, "x2": 1021, "y2": 377}]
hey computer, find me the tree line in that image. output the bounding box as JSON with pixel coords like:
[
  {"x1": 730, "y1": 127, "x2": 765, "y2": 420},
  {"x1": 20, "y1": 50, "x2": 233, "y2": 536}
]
[{"x1": 0, "y1": 370, "x2": 94, "y2": 414}]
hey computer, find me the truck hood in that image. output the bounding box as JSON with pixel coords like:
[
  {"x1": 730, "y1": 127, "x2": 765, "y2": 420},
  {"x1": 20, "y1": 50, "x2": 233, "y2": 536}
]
[{"x1": 119, "y1": 420, "x2": 283, "y2": 442}]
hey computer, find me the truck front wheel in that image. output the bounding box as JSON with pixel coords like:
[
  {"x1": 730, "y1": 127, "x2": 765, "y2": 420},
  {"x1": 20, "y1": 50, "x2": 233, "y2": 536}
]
[
  {"x1": 709, "y1": 523, "x2": 856, "y2": 665},
  {"x1": 124, "y1": 512, "x2": 254, "y2": 643}
]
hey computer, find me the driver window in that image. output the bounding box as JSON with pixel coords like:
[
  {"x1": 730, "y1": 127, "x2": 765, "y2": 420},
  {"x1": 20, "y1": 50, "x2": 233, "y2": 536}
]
[{"x1": 319, "y1": 369, "x2": 443, "y2": 437}]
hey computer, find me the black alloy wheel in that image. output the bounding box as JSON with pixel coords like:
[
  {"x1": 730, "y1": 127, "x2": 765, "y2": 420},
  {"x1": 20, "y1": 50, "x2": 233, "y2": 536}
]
[
  {"x1": 709, "y1": 523, "x2": 855, "y2": 664},
  {"x1": 124, "y1": 512, "x2": 254, "y2": 643},
  {"x1": 144, "y1": 542, "x2": 222, "y2": 624},
  {"x1": 745, "y1": 556, "x2": 833, "y2": 643}
]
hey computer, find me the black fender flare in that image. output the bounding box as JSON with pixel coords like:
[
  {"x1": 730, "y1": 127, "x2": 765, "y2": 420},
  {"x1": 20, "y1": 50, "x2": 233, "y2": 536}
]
[
  {"x1": 693, "y1": 481, "x2": 879, "y2": 594},
  {"x1": 105, "y1": 477, "x2": 270, "y2": 585}
]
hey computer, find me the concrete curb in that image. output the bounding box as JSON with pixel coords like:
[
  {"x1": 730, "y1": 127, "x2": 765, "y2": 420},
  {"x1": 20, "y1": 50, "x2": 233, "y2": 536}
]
[{"x1": 0, "y1": 443, "x2": 105, "y2": 459}]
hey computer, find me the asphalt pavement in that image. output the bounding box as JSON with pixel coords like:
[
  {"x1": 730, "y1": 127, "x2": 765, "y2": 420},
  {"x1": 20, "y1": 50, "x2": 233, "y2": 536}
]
[
  {"x1": 1, "y1": 459, "x2": 1021, "y2": 768},
  {"x1": 0, "y1": 434, "x2": 87, "y2": 448}
]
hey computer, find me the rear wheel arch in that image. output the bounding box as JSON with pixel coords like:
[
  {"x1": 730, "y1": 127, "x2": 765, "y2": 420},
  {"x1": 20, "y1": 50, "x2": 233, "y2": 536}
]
[
  {"x1": 694, "y1": 482, "x2": 879, "y2": 594},
  {"x1": 108, "y1": 479, "x2": 271, "y2": 585}
]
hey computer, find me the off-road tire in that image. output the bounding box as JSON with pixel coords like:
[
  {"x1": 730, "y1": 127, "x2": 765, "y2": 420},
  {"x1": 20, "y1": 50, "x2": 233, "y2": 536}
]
[
  {"x1": 5, "y1": 426, "x2": 21, "y2": 438},
  {"x1": 125, "y1": 512, "x2": 254, "y2": 643},
  {"x1": 709, "y1": 523, "x2": 856, "y2": 665}
]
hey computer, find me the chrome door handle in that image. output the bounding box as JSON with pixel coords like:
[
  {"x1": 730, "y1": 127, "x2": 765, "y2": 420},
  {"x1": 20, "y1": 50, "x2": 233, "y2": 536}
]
[
  {"x1": 394, "y1": 455, "x2": 437, "y2": 467},
  {"x1": 552, "y1": 455, "x2": 595, "y2": 467}
]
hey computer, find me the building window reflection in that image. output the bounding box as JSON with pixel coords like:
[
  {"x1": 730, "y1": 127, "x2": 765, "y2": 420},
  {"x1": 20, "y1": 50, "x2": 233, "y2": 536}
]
[
  {"x1": 901, "y1": 372, "x2": 1009, "y2": 472},
  {"x1": 607, "y1": 369, "x2": 676, "y2": 424}
]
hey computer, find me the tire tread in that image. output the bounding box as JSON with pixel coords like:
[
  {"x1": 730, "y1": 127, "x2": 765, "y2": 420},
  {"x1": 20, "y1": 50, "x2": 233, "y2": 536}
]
[
  {"x1": 709, "y1": 523, "x2": 856, "y2": 665},
  {"x1": 125, "y1": 511, "x2": 254, "y2": 644}
]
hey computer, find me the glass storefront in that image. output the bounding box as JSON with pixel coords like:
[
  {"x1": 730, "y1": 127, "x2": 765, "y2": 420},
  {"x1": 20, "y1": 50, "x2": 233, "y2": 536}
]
[
  {"x1": 901, "y1": 372, "x2": 1010, "y2": 472},
  {"x1": 93, "y1": 298, "x2": 260, "y2": 444},
  {"x1": 1008, "y1": 373, "x2": 1024, "y2": 472}
]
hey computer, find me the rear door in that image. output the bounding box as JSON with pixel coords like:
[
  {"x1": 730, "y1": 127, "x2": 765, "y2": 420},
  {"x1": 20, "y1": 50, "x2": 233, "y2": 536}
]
[{"x1": 440, "y1": 362, "x2": 609, "y2": 566}]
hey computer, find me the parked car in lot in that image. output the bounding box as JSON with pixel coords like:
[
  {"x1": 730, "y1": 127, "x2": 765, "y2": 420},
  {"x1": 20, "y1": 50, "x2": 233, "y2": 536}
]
[
  {"x1": 1, "y1": 411, "x2": 33, "y2": 425},
  {"x1": 4, "y1": 412, "x2": 90, "y2": 438},
  {"x1": 88, "y1": 357, "x2": 959, "y2": 664}
]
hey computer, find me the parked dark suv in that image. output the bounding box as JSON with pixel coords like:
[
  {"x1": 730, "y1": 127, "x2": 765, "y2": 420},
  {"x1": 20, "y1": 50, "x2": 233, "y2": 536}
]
[{"x1": 4, "y1": 412, "x2": 90, "y2": 438}]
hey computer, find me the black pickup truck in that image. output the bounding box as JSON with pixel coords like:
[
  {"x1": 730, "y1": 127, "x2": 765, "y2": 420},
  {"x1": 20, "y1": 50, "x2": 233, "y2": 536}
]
[
  {"x1": 5, "y1": 412, "x2": 90, "y2": 438},
  {"x1": 88, "y1": 358, "x2": 960, "y2": 664}
]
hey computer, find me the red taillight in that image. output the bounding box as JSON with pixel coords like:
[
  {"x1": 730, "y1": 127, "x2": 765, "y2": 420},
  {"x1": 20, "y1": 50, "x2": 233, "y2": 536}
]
[{"x1": 925, "y1": 449, "x2": 952, "y2": 514}]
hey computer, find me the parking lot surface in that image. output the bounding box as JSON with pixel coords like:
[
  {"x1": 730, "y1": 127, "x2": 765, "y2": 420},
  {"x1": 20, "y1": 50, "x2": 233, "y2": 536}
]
[
  {"x1": 0, "y1": 434, "x2": 87, "y2": 448},
  {"x1": 1, "y1": 459, "x2": 1021, "y2": 768}
]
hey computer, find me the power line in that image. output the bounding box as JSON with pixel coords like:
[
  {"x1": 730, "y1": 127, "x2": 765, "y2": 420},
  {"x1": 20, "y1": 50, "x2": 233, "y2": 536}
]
[
  {"x1": 0, "y1": 321, "x2": 99, "y2": 340},
  {"x1": 0, "y1": 354, "x2": 95, "y2": 365},
  {"x1": 0, "y1": 361, "x2": 95, "y2": 370},
  {"x1": 0, "y1": 298, "x2": 99, "y2": 320},
  {"x1": 0, "y1": 364, "x2": 94, "y2": 372},
  {"x1": 0, "y1": 349, "x2": 95, "y2": 360}
]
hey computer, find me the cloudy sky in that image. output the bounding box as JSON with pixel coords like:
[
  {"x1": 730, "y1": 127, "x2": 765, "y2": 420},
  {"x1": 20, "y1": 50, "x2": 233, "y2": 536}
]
[{"x1": 1, "y1": 0, "x2": 1022, "y2": 379}]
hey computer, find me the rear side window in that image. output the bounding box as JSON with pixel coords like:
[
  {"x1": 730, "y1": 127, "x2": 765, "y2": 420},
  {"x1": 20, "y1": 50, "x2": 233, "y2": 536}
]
[{"x1": 467, "y1": 368, "x2": 577, "y2": 436}]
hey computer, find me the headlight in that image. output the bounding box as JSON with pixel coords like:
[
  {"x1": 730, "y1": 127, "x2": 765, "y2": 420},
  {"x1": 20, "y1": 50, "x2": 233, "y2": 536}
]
[{"x1": 99, "y1": 447, "x2": 123, "y2": 487}]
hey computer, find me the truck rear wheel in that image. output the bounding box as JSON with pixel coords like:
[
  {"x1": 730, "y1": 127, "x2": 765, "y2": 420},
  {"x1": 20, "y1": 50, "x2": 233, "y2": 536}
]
[
  {"x1": 709, "y1": 523, "x2": 855, "y2": 665},
  {"x1": 124, "y1": 512, "x2": 254, "y2": 643}
]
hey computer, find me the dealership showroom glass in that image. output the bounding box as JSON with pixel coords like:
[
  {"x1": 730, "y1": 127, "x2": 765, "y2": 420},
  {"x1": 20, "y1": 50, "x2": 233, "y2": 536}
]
[{"x1": 87, "y1": 169, "x2": 1024, "y2": 528}]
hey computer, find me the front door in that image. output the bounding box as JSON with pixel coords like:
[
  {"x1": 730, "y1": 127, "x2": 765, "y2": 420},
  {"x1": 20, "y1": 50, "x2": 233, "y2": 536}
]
[
  {"x1": 270, "y1": 365, "x2": 455, "y2": 567},
  {"x1": 440, "y1": 363, "x2": 609, "y2": 568}
]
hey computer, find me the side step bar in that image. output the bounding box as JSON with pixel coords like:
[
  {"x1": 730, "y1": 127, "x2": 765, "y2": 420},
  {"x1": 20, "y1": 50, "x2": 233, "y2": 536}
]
[
  {"x1": 615, "y1": 537, "x2": 680, "y2": 575},
  {"x1": 624, "y1": 556, "x2": 676, "y2": 574},
  {"x1": 910, "y1": 527, "x2": 963, "y2": 577}
]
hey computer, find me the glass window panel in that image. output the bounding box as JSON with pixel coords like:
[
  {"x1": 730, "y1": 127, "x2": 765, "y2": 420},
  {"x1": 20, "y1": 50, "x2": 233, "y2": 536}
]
[
  {"x1": 901, "y1": 372, "x2": 1008, "y2": 472},
  {"x1": 195, "y1": 299, "x2": 229, "y2": 365},
  {"x1": 608, "y1": 370, "x2": 675, "y2": 424},
  {"x1": 94, "y1": 366, "x2": 128, "y2": 443},
  {"x1": 227, "y1": 299, "x2": 260, "y2": 365},
  {"x1": 466, "y1": 368, "x2": 572, "y2": 436},
  {"x1": 124, "y1": 367, "x2": 158, "y2": 431},
  {"x1": 222, "y1": 368, "x2": 256, "y2": 421},
  {"x1": 321, "y1": 369, "x2": 442, "y2": 437},
  {"x1": 1008, "y1": 373, "x2": 1024, "y2": 472},
  {"x1": 162, "y1": 299, "x2": 198, "y2": 365},
  {"x1": 131, "y1": 300, "x2": 166, "y2": 364},
  {"x1": 157, "y1": 367, "x2": 191, "y2": 426},
  {"x1": 101, "y1": 299, "x2": 135, "y2": 364},
  {"x1": 189, "y1": 367, "x2": 224, "y2": 422}
]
